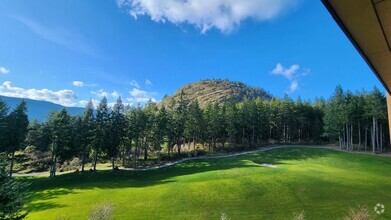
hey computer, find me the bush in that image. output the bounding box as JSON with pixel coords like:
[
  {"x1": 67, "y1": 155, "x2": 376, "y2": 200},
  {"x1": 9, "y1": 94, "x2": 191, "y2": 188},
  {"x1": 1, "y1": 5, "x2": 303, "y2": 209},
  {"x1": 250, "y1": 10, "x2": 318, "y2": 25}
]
[
  {"x1": 70, "y1": 158, "x2": 81, "y2": 167},
  {"x1": 220, "y1": 212, "x2": 229, "y2": 220},
  {"x1": 293, "y1": 210, "x2": 305, "y2": 220},
  {"x1": 88, "y1": 203, "x2": 114, "y2": 220},
  {"x1": 343, "y1": 206, "x2": 374, "y2": 220}
]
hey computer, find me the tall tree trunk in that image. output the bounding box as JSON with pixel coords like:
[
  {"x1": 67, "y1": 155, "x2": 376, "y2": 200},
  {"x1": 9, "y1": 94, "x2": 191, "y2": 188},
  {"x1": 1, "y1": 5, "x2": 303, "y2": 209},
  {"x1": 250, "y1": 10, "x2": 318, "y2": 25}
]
[
  {"x1": 122, "y1": 149, "x2": 126, "y2": 167},
  {"x1": 93, "y1": 150, "x2": 98, "y2": 171},
  {"x1": 379, "y1": 124, "x2": 383, "y2": 154},
  {"x1": 177, "y1": 139, "x2": 181, "y2": 156},
  {"x1": 242, "y1": 127, "x2": 245, "y2": 144},
  {"x1": 144, "y1": 139, "x2": 148, "y2": 161},
  {"x1": 339, "y1": 134, "x2": 342, "y2": 150},
  {"x1": 50, "y1": 155, "x2": 57, "y2": 177},
  {"x1": 193, "y1": 138, "x2": 196, "y2": 151},
  {"x1": 111, "y1": 156, "x2": 115, "y2": 171},
  {"x1": 134, "y1": 139, "x2": 139, "y2": 168},
  {"x1": 372, "y1": 117, "x2": 376, "y2": 154},
  {"x1": 251, "y1": 126, "x2": 255, "y2": 147},
  {"x1": 81, "y1": 146, "x2": 86, "y2": 172},
  {"x1": 350, "y1": 124, "x2": 353, "y2": 151},
  {"x1": 376, "y1": 119, "x2": 380, "y2": 154},
  {"x1": 167, "y1": 140, "x2": 171, "y2": 159},
  {"x1": 9, "y1": 151, "x2": 15, "y2": 177},
  {"x1": 358, "y1": 121, "x2": 361, "y2": 151},
  {"x1": 229, "y1": 134, "x2": 232, "y2": 151},
  {"x1": 158, "y1": 132, "x2": 162, "y2": 165},
  {"x1": 365, "y1": 127, "x2": 368, "y2": 151},
  {"x1": 347, "y1": 125, "x2": 350, "y2": 151}
]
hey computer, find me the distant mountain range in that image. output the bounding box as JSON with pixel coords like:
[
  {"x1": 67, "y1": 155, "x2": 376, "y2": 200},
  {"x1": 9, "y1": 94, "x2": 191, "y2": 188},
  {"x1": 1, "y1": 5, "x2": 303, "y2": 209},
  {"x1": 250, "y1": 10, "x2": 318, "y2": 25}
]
[
  {"x1": 1, "y1": 79, "x2": 271, "y2": 122},
  {"x1": 0, "y1": 96, "x2": 84, "y2": 122},
  {"x1": 160, "y1": 79, "x2": 272, "y2": 108}
]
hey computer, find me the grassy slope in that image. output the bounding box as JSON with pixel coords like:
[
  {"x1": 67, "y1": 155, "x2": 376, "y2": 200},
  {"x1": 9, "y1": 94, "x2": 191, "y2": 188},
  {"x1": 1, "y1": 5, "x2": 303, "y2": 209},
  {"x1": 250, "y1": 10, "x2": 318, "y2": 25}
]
[{"x1": 22, "y1": 147, "x2": 391, "y2": 219}]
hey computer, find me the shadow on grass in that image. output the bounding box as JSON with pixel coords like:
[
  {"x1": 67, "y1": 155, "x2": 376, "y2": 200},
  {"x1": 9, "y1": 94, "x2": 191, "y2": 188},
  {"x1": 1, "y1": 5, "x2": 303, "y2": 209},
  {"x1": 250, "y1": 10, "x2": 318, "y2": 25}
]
[{"x1": 21, "y1": 147, "x2": 336, "y2": 213}]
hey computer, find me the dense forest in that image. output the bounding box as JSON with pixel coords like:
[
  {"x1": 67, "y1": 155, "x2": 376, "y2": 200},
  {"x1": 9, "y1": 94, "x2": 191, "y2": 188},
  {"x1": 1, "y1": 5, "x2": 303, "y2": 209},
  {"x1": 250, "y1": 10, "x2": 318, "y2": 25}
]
[{"x1": 0, "y1": 85, "x2": 389, "y2": 177}]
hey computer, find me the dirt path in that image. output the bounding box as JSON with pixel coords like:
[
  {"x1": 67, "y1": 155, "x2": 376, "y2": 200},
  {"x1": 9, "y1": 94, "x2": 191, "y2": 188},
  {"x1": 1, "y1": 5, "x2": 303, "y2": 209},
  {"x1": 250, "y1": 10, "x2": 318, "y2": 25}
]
[
  {"x1": 123, "y1": 145, "x2": 334, "y2": 171},
  {"x1": 15, "y1": 145, "x2": 390, "y2": 176}
]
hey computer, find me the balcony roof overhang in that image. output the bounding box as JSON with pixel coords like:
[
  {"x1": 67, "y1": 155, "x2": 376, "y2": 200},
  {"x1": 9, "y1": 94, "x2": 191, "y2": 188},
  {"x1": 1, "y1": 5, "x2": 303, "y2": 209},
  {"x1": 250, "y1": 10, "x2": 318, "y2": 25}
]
[{"x1": 322, "y1": 0, "x2": 391, "y2": 94}]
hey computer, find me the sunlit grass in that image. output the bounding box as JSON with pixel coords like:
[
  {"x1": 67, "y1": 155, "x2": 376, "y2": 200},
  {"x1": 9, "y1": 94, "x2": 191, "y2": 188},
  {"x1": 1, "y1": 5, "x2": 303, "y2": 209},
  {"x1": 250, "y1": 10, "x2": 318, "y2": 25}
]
[{"x1": 22, "y1": 147, "x2": 391, "y2": 219}]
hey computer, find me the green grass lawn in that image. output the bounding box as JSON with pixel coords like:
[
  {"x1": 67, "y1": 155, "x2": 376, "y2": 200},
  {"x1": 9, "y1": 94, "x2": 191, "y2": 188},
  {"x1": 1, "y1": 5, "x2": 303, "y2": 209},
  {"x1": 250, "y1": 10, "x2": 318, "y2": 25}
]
[{"x1": 22, "y1": 147, "x2": 391, "y2": 219}]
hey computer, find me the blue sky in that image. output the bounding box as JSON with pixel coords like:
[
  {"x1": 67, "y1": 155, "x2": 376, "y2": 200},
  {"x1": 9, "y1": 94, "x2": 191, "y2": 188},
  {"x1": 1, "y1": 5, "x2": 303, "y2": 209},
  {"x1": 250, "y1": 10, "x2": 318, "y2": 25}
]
[{"x1": 0, "y1": 0, "x2": 383, "y2": 107}]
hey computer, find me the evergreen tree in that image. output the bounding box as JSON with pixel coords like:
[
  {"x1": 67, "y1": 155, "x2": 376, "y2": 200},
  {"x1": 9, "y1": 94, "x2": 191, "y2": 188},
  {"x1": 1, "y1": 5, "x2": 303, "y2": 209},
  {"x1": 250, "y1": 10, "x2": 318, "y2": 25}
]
[
  {"x1": 173, "y1": 91, "x2": 187, "y2": 156},
  {"x1": 184, "y1": 100, "x2": 204, "y2": 151},
  {"x1": 108, "y1": 97, "x2": 126, "y2": 170},
  {"x1": 0, "y1": 159, "x2": 28, "y2": 220},
  {"x1": 6, "y1": 101, "x2": 29, "y2": 176},
  {"x1": 80, "y1": 100, "x2": 95, "y2": 172},
  {"x1": 94, "y1": 97, "x2": 110, "y2": 171},
  {"x1": 0, "y1": 98, "x2": 8, "y2": 155},
  {"x1": 156, "y1": 105, "x2": 168, "y2": 164},
  {"x1": 48, "y1": 109, "x2": 73, "y2": 177},
  {"x1": 323, "y1": 86, "x2": 346, "y2": 149}
]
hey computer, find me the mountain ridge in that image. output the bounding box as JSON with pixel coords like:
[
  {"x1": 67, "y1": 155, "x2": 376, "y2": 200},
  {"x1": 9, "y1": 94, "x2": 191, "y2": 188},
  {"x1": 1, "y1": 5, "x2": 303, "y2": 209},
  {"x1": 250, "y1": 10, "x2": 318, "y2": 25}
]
[
  {"x1": 0, "y1": 96, "x2": 84, "y2": 122},
  {"x1": 160, "y1": 79, "x2": 272, "y2": 108}
]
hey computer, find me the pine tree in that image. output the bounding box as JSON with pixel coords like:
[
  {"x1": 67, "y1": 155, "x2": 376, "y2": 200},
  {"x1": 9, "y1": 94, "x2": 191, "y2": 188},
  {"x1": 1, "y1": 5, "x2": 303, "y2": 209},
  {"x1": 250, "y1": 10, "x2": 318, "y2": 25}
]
[
  {"x1": 48, "y1": 109, "x2": 73, "y2": 177},
  {"x1": 0, "y1": 98, "x2": 9, "y2": 155},
  {"x1": 0, "y1": 159, "x2": 29, "y2": 220},
  {"x1": 6, "y1": 101, "x2": 29, "y2": 176},
  {"x1": 108, "y1": 97, "x2": 126, "y2": 170},
  {"x1": 156, "y1": 105, "x2": 168, "y2": 164},
  {"x1": 80, "y1": 100, "x2": 95, "y2": 172},
  {"x1": 94, "y1": 97, "x2": 110, "y2": 171},
  {"x1": 173, "y1": 91, "x2": 187, "y2": 156}
]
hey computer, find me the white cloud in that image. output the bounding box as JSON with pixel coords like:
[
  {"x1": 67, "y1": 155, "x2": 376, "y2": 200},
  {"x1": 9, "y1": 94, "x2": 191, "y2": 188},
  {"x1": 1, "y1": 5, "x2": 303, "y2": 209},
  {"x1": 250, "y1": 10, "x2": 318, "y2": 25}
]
[
  {"x1": 0, "y1": 67, "x2": 9, "y2": 74},
  {"x1": 91, "y1": 89, "x2": 110, "y2": 98},
  {"x1": 79, "y1": 99, "x2": 100, "y2": 108},
  {"x1": 128, "y1": 88, "x2": 157, "y2": 103},
  {"x1": 73, "y1": 81, "x2": 97, "y2": 87},
  {"x1": 73, "y1": 81, "x2": 84, "y2": 87},
  {"x1": 145, "y1": 79, "x2": 153, "y2": 85},
  {"x1": 130, "y1": 88, "x2": 148, "y2": 97},
  {"x1": 91, "y1": 89, "x2": 121, "y2": 99},
  {"x1": 130, "y1": 80, "x2": 140, "y2": 88},
  {"x1": 79, "y1": 99, "x2": 133, "y2": 109},
  {"x1": 111, "y1": 91, "x2": 120, "y2": 98},
  {"x1": 271, "y1": 63, "x2": 300, "y2": 80},
  {"x1": 117, "y1": 0, "x2": 300, "y2": 33},
  {"x1": 271, "y1": 63, "x2": 309, "y2": 93},
  {"x1": 0, "y1": 81, "x2": 78, "y2": 107},
  {"x1": 289, "y1": 80, "x2": 298, "y2": 93}
]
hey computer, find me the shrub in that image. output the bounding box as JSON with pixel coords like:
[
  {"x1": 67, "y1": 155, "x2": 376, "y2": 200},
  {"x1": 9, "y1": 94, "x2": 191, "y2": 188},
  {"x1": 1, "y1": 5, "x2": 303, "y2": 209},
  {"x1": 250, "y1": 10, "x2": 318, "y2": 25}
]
[
  {"x1": 88, "y1": 203, "x2": 114, "y2": 220},
  {"x1": 343, "y1": 206, "x2": 374, "y2": 220},
  {"x1": 293, "y1": 210, "x2": 305, "y2": 220},
  {"x1": 220, "y1": 212, "x2": 229, "y2": 220},
  {"x1": 70, "y1": 158, "x2": 81, "y2": 167}
]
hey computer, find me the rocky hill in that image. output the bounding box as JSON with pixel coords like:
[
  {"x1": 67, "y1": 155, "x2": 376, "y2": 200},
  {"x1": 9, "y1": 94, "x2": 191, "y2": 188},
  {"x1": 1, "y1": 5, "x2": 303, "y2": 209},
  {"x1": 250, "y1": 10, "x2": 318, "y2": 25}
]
[{"x1": 160, "y1": 79, "x2": 272, "y2": 108}]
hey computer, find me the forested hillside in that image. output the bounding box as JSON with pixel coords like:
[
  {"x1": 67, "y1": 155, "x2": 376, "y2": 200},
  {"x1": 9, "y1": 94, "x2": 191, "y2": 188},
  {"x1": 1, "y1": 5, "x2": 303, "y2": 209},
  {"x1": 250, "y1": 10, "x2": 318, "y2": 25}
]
[
  {"x1": 0, "y1": 81, "x2": 389, "y2": 177},
  {"x1": 160, "y1": 79, "x2": 272, "y2": 108}
]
